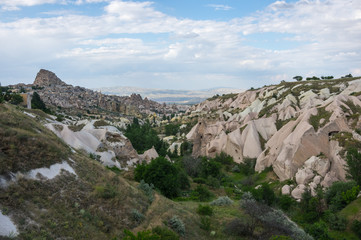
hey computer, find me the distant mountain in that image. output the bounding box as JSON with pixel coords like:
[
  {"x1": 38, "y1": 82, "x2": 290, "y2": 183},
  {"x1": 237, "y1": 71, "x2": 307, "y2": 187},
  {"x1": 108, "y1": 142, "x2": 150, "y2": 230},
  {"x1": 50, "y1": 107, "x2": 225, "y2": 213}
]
[{"x1": 93, "y1": 86, "x2": 244, "y2": 105}]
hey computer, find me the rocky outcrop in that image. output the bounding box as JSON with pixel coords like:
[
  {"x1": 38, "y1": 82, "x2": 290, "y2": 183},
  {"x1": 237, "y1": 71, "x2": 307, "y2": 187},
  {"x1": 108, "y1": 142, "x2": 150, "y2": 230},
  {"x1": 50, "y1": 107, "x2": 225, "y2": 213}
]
[
  {"x1": 139, "y1": 147, "x2": 159, "y2": 162},
  {"x1": 34, "y1": 69, "x2": 67, "y2": 87},
  {"x1": 31, "y1": 69, "x2": 173, "y2": 116},
  {"x1": 46, "y1": 120, "x2": 139, "y2": 168},
  {"x1": 184, "y1": 77, "x2": 361, "y2": 197}
]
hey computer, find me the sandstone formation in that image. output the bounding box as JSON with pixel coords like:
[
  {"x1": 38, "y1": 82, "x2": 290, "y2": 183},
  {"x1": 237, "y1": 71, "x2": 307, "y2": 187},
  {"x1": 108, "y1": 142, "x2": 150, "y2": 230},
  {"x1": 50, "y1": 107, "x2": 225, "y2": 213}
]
[
  {"x1": 185, "y1": 78, "x2": 361, "y2": 198},
  {"x1": 46, "y1": 119, "x2": 139, "y2": 169}
]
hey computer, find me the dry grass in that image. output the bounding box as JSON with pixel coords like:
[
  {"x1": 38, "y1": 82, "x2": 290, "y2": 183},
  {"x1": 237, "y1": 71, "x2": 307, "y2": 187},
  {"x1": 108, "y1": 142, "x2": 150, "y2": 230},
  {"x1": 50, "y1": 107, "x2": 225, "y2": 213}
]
[{"x1": 0, "y1": 104, "x2": 70, "y2": 174}]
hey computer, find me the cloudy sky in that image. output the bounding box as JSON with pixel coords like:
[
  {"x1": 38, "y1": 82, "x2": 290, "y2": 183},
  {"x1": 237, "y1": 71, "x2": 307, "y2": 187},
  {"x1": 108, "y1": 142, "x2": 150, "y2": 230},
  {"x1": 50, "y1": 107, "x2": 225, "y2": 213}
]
[{"x1": 0, "y1": 0, "x2": 360, "y2": 90}]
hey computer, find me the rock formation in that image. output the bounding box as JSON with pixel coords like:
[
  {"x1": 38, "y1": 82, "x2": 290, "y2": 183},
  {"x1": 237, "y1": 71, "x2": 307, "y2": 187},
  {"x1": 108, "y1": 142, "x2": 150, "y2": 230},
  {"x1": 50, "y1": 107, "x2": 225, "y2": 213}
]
[{"x1": 185, "y1": 78, "x2": 361, "y2": 197}]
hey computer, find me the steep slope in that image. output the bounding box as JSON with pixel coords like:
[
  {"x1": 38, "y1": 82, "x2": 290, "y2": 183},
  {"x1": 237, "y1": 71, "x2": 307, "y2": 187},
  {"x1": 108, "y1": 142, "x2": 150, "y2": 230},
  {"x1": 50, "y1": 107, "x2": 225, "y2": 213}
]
[
  {"x1": 0, "y1": 104, "x2": 202, "y2": 239},
  {"x1": 185, "y1": 77, "x2": 361, "y2": 198}
]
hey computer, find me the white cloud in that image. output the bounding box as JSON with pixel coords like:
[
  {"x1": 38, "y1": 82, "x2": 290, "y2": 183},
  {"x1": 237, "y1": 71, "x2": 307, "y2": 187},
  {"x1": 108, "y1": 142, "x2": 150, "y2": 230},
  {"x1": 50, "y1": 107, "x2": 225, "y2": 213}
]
[
  {"x1": 207, "y1": 4, "x2": 232, "y2": 11},
  {"x1": 0, "y1": 0, "x2": 57, "y2": 10},
  {"x1": 0, "y1": 0, "x2": 361, "y2": 88}
]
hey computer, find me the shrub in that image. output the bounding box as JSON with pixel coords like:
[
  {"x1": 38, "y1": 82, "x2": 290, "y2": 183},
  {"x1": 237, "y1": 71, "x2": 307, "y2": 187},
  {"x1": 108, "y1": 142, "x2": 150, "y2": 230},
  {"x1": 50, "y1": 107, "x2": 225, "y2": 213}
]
[
  {"x1": 210, "y1": 196, "x2": 233, "y2": 206},
  {"x1": 138, "y1": 180, "x2": 154, "y2": 203},
  {"x1": 200, "y1": 216, "x2": 211, "y2": 231},
  {"x1": 122, "y1": 229, "x2": 160, "y2": 240},
  {"x1": 239, "y1": 158, "x2": 256, "y2": 176},
  {"x1": 200, "y1": 157, "x2": 222, "y2": 179},
  {"x1": 31, "y1": 92, "x2": 48, "y2": 113},
  {"x1": 168, "y1": 216, "x2": 185, "y2": 236},
  {"x1": 231, "y1": 165, "x2": 240, "y2": 173},
  {"x1": 182, "y1": 156, "x2": 201, "y2": 177},
  {"x1": 197, "y1": 204, "x2": 213, "y2": 216},
  {"x1": 269, "y1": 236, "x2": 292, "y2": 240},
  {"x1": 95, "y1": 184, "x2": 117, "y2": 199},
  {"x1": 213, "y1": 152, "x2": 234, "y2": 165},
  {"x1": 325, "y1": 181, "x2": 357, "y2": 211},
  {"x1": 305, "y1": 221, "x2": 332, "y2": 240},
  {"x1": 193, "y1": 178, "x2": 206, "y2": 184},
  {"x1": 131, "y1": 209, "x2": 145, "y2": 223},
  {"x1": 224, "y1": 218, "x2": 252, "y2": 236},
  {"x1": 152, "y1": 226, "x2": 179, "y2": 240},
  {"x1": 9, "y1": 93, "x2": 23, "y2": 105},
  {"x1": 351, "y1": 220, "x2": 361, "y2": 238},
  {"x1": 325, "y1": 212, "x2": 347, "y2": 231},
  {"x1": 140, "y1": 157, "x2": 184, "y2": 198},
  {"x1": 251, "y1": 183, "x2": 275, "y2": 205},
  {"x1": 278, "y1": 195, "x2": 294, "y2": 211},
  {"x1": 346, "y1": 148, "x2": 361, "y2": 186},
  {"x1": 191, "y1": 185, "x2": 214, "y2": 202},
  {"x1": 206, "y1": 176, "x2": 220, "y2": 189}
]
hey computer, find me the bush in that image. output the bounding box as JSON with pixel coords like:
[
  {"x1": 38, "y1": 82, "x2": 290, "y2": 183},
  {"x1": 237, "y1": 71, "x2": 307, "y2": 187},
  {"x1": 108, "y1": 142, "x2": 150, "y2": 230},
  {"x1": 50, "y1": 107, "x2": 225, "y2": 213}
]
[
  {"x1": 213, "y1": 152, "x2": 234, "y2": 165},
  {"x1": 325, "y1": 212, "x2": 347, "y2": 231},
  {"x1": 197, "y1": 204, "x2": 213, "y2": 216},
  {"x1": 137, "y1": 180, "x2": 154, "y2": 202},
  {"x1": 305, "y1": 221, "x2": 332, "y2": 240},
  {"x1": 346, "y1": 147, "x2": 361, "y2": 186},
  {"x1": 351, "y1": 220, "x2": 361, "y2": 238},
  {"x1": 251, "y1": 183, "x2": 275, "y2": 205},
  {"x1": 210, "y1": 196, "x2": 233, "y2": 206},
  {"x1": 239, "y1": 158, "x2": 256, "y2": 176},
  {"x1": 200, "y1": 216, "x2": 211, "y2": 231},
  {"x1": 206, "y1": 176, "x2": 220, "y2": 189},
  {"x1": 200, "y1": 157, "x2": 222, "y2": 179},
  {"x1": 182, "y1": 156, "x2": 201, "y2": 177},
  {"x1": 138, "y1": 157, "x2": 187, "y2": 198},
  {"x1": 224, "y1": 218, "x2": 252, "y2": 236},
  {"x1": 325, "y1": 181, "x2": 357, "y2": 211},
  {"x1": 269, "y1": 236, "x2": 292, "y2": 240},
  {"x1": 152, "y1": 226, "x2": 179, "y2": 240},
  {"x1": 231, "y1": 165, "x2": 240, "y2": 173},
  {"x1": 191, "y1": 185, "x2": 214, "y2": 202},
  {"x1": 131, "y1": 209, "x2": 145, "y2": 223},
  {"x1": 95, "y1": 184, "x2": 117, "y2": 199},
  {"x1": 278, "y1": 195, "x2": 294, "y2": 211},
  {"x1": 122, "y1": 229, "x2": 160, "y2": 240},
  {"x1": 193, "y1": 178, "x2": 206, "y2": 184},
  {"x1": 31, "y1": 92, "x2": 49, "y2": 112},
  {"x1": 168, "y1": 216, "x2": 185, "y2": 236}
]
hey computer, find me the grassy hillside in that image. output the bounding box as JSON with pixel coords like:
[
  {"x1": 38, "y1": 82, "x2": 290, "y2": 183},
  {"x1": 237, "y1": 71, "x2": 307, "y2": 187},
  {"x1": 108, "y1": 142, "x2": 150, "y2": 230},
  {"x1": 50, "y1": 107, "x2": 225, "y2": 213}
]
[{"x1": 0, "y1": 104, "x2": 205, "y2": 240}]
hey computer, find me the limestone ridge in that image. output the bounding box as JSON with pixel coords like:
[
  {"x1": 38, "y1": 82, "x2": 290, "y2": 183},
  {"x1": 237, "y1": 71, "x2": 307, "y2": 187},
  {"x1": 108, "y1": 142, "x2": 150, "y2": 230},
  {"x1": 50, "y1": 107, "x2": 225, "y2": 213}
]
[
  {"x1": 31, "y1": 69, "x2": 173, "y2": 115},
  {"x1": 185, "y1": 77, "x2": 361, "y2": 198}
]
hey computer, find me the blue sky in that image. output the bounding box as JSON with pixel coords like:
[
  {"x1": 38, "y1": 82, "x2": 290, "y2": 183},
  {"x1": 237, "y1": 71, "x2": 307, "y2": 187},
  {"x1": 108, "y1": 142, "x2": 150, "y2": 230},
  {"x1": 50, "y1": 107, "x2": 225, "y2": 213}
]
[{"x1": 0, "y1": 0, "x2": 360, "y2": 90}]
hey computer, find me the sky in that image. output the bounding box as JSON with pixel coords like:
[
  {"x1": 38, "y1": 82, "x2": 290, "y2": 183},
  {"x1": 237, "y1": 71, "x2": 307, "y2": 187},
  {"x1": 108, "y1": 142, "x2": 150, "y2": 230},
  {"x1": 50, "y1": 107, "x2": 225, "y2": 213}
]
[{"x1": 0, "y1": 0, "x2": 361, "y2": 90}]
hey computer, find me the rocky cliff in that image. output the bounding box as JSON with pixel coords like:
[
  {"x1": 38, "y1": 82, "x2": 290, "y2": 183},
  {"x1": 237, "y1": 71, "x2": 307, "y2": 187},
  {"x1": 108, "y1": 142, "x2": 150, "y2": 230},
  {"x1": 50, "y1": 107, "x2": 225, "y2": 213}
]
[
  {"x1": 185, "y1": 77, "x2": 361, "y2": 198},
  {"x1": 32, "y1": 69, "x2": 173, "y2": 116}
]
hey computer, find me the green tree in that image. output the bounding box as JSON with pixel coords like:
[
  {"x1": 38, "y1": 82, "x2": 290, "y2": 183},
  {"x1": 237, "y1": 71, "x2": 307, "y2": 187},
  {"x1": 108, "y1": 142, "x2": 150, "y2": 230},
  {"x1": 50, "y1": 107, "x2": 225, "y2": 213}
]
[
  {"x1": 31, "y1": 92, "x2": 49, "y2": 112},
  {"x1": 10, "y1": 94, "x2": 23, "y2": 105},
  {"x1": 138, "y1": 157, "x2": 188, "y2": 198},
  {"x1": 293, "y1": 76, "x2": 303, "y2": 81},
  {"x1": 346, "y1": 148, "x2": 361, "y2": 186}
]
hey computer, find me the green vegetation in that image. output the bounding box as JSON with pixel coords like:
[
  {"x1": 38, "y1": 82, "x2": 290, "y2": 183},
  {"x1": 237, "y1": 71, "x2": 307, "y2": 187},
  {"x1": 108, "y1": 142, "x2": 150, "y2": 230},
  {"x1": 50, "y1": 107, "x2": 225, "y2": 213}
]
[
  {"x1": 125, "y1": 118, "x2": 169, "y2": 155},
  {"x1": 31, "y1": 92, "x2": 50, "y2": 113},
  {"x1": 309, "y1": 106, "x2": 331, "y2": 132},
  {"x1": 0, "y1": 104, "x2": 70, "y2": 174},
  {"x1": 346, "y1": 148, "x2": 361, "y2": 186},
  {"x1": 134, "y1": 157, "x2": 189, "y2": 198}
]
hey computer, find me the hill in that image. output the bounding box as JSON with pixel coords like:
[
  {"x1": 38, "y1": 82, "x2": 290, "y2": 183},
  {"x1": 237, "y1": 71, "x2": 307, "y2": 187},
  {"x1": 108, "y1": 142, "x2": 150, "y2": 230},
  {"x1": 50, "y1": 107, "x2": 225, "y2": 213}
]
[
  {"x1": 0, "y1": 104, "x2": 203, "y2": 239},
  {"x1": 182, "y1": 77, "x2": 361, "y2": 199},
  {"x1": 94, "y1": 86, "x2": 243, "y2": 105}
]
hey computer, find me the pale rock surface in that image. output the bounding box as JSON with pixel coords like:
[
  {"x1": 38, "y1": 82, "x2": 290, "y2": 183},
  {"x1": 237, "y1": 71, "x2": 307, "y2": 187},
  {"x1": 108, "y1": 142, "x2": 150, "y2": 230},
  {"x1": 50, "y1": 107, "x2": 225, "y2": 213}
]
[
  {"x1": 321, "y1": 172, "x2": 339, "y2": 188},
  {"x1": 313, "y1": 175, "x2": 322, "y2": 185},
  {"x1": 281, "y1": 185, "x2": 291, "y2": 195},
  {"x1": 291, "y1": 184, "x2": 306, "y2": 199},
  {"x1": 27, "y1": 161, "x2": 77, "y2": 180},
  {"x1": 139, "y1": 147, "x2": 159, "y2": 162},
  {"x1": 295, "y1": 168, "x2": 315, "y2": 185},
  {"x1": 304, "y1": 156, "x2": 330, "y2": 177}
]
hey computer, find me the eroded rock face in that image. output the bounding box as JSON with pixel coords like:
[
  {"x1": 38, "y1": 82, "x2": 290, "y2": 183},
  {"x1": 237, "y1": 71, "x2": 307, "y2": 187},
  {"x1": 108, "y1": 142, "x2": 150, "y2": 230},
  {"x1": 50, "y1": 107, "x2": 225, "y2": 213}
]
[
  {"x1": 46, "y1": 120, "x2": 139, "y2": 168},
  {"x1": 185, "y1": 77, "x2": 361, "y2": 194},
  {"x1": 34, "y1": 69, "x2": 67, "y2": 87}
]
